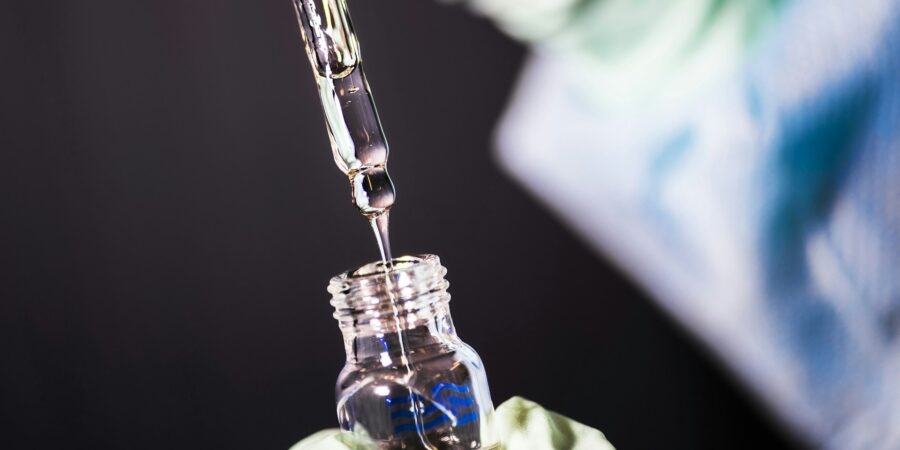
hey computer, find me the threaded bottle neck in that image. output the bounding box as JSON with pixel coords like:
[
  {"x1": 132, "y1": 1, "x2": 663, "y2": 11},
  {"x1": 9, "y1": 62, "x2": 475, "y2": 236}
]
[{"x1": 328, "y1": 255, "x2": 452, "y2": 336}]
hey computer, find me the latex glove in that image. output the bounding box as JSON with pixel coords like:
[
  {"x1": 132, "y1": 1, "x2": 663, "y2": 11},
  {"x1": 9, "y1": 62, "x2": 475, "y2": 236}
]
[
  {"x1": 446, "y1": 0, "x2": 780, "y2": 108},
  {"x1": 289, "y1": 397, "x2": 615, "y2": 450}
]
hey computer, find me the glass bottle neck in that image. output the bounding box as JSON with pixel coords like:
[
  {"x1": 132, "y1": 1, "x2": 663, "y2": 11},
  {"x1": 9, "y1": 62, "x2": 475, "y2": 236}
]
[
  {"x1": 341, "y1": 304, "x2": 457, "y2": 365},
  {"x1": 328, "y1": 255, "x2": 459, "y2": 364}
]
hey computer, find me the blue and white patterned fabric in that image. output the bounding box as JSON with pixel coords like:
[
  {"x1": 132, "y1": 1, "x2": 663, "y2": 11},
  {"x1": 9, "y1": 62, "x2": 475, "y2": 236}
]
[{"x1": 455, "y1": 0, "x2": 900, "y2": 448}]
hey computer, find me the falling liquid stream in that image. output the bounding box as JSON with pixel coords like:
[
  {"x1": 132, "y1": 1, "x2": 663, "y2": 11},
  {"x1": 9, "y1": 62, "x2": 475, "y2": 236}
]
[{"x1": 370, "y1": 213, "x2": 393, "y2": 267}]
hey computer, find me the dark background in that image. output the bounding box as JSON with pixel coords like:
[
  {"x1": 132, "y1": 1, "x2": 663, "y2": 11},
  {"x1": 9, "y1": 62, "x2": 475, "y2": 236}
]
[{"x1": 1, "y1": 1, "x2": 800, "y2": 449}]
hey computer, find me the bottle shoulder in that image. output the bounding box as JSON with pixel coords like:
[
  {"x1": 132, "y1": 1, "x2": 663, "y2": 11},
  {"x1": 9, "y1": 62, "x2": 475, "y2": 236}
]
[{"x1": 337, "y1": 345, "x2": 484, "y2": 390}]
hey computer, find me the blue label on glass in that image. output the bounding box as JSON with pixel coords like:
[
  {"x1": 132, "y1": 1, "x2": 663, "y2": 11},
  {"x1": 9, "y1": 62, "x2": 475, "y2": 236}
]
[{"x1": 386, "y1": 383, "x2": 478, "y2": 434}]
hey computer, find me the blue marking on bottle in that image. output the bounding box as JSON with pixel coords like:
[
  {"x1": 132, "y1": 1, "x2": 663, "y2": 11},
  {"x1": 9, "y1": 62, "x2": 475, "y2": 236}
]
[
  {"x1": 387, "y1": 383, "x2": 478, "y2": 434},
  {"x1": 431, "y1": 383, "x2": 470, "y2": 397}
]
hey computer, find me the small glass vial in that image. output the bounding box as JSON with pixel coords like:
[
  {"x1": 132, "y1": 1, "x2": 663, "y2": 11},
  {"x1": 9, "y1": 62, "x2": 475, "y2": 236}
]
[{"x1": 327, "y1": 255, "x2": 497, "y2": 449}]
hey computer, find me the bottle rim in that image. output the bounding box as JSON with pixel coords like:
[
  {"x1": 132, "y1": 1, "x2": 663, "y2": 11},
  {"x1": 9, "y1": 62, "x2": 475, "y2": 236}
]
[{"x1": 328, "y1": 254, "x2": 450, "y2": 325}]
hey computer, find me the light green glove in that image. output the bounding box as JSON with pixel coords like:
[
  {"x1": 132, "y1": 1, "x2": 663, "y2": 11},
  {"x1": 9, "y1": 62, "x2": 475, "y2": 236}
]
[
  {"x1": 445, "y1": 0, "x2": 782, "y2": 109},
  {"x1": 493, "y1": 397, "x2": 615, "y2": 450},
  {"x1": 290, "y1": 397, "x2": 615, "y2": 450}
]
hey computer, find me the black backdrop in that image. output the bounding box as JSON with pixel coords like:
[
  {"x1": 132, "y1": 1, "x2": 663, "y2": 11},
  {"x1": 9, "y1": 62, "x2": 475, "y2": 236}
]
[{"x1": 1, "y1": 1, "x2": 800, "y2": 449}]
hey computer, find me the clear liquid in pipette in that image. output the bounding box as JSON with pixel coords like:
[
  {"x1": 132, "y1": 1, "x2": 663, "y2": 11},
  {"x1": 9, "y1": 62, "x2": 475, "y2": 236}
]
[{"x1": 294, "y1": 0, "x2": 397, "y2": 268}]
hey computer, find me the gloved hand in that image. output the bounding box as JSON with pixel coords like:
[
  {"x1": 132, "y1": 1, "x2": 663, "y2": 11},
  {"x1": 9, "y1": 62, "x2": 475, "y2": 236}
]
[
  {"x1": 445, "y1": 0, "x2": 780, "y2": 108},
  {"x1": 290, "y1": 397, "x2": 615, "y2": 450}
]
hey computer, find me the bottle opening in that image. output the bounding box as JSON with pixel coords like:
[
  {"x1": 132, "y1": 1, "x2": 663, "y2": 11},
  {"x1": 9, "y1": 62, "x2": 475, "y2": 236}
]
[
  {"x1": 351, "y1": 255, "x2": 422, "y2": 277},
  {"x1": 328, "y1": 254, "x2": 449, "y2": 330},
  {"x1": 331, "y1": 254, "x2": 441, "y2": 285}
]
